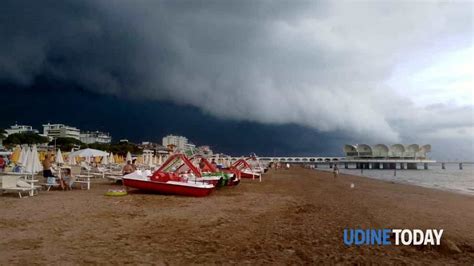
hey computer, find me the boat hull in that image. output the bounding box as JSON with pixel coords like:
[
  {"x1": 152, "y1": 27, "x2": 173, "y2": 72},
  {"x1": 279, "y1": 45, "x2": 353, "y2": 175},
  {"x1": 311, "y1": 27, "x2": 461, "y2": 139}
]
[
  {"x1": 123, "y1": 178, "x2": 214, "y2": 197},
  {"x1": 240, "y1": 171, "x2": 261, "y2": 179}
]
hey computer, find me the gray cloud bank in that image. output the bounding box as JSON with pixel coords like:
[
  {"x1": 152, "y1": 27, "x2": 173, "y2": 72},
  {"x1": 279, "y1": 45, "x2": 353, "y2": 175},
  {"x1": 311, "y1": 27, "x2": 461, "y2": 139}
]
[{"x1": 1, "y1": 0, "x2": 473, "y2": 156}]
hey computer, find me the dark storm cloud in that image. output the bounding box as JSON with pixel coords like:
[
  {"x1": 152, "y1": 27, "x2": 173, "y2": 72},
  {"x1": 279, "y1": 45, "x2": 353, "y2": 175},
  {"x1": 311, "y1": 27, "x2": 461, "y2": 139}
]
[
  {"x1": 2, "y1": 81, "x2": 353, "y2": 157},
  {"x1": 0, "y1": 0, "x2": 473, "y2": 149}
]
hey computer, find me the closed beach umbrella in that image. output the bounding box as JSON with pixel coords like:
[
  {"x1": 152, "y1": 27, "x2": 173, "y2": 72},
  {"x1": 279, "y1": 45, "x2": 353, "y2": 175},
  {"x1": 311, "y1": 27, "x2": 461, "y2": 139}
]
[
  {"x1": 68, "y1": 148, "x2": 77, "y2": 165},
  {"x1": 10, "y1": 146, "x2": 21, "y2": 164},
  {"x1": 17, "y1": 146, "x2": 24, "y2": 164},
  {"x1": 148, "y1": 155, "x2": 154, "y2": 167},
  {"x1": 19, "y1": 146, "x2": 27, "y2": 166},
  {"x1": 55, "y1": 149, "x2": 64, "y2": 164},
  {"x1": 33, "y1": 146, "x2": 42, "y2": 172},
  {"x1": 126, "y1": 152, "x2": 132, "y2": 163},
  {"x1": 24, "y1": 149, "x2": 34, "y2": 173},
  {"x1": 20, "y1": 147, "x2": 31, "y2": 167},
  {"x1": 109, "y1": 152, "x2": 115, "y2": 164},
  {"x1": 25, "y1": 145, "x2": 42, "y2": 174},
  {"x1": 102, "y1": 155, "x2": 109, "y2": 165}
]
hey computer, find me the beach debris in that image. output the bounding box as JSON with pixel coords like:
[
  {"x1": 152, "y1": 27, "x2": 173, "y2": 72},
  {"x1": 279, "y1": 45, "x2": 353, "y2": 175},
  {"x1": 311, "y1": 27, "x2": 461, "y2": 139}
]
[
  {"x1": 439, "y1": 239, "x2": 462, "y2": 254},
  {"x1": 350, "y1": 183, "x2": 355, "y2": 189}
]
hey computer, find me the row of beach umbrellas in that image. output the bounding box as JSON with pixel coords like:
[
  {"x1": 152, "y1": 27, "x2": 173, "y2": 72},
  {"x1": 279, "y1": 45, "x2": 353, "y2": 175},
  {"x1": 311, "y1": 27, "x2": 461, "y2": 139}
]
[{"x1": 9, "y1": 146, "x2": 167, "y2": 170}]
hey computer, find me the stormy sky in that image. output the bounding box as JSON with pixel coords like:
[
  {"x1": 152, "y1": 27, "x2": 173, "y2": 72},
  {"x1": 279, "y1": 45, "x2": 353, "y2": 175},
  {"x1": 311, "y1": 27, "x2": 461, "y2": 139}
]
[{"x1": 1, "y1": 0, "x2": 473, "y2": 160}]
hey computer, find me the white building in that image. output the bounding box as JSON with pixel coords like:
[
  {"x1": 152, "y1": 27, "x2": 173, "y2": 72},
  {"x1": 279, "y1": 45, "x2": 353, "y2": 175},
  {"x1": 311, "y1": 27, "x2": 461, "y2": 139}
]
[
  {"x1": 162, "y1": 135, "x2": 188, "y2": 151},
  {"x1": 343, "y1": 144, "x2": 431, "y2": 159},
  {"x1": 5, "y1": 124, "x2": 39, "y2": 136},
  {"x1": 80, "y1": 131, "x2": 112, "y2": 144},
  {"x1": 43, "y1": 123, "x2": 80, "y2": 140}
]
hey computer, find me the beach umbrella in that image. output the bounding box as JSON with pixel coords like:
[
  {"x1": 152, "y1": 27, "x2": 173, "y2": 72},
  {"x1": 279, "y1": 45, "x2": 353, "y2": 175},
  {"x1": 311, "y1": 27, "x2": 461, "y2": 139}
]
[
  {"x1": 22, "y1": 146, "x2": 42, "y2": 196},
  {"x1": 55, "y1": 149, "x2": 64, "y2": 164},
  {"x1": 109, "y1": 152, "x2": 115, "y2": 164},
  {"x1": 148, "y1": 155, "x2": 154, "y2": 167},
  {"x1": 68, "y1": 148, "x2": 77, "y2": 165},
  {"x1": 10, "y1": 146, "x2": 21, "y2": 164},
  {"x1": 102, "y1": 155, "x2": 109, "y2": 165},
  {"x1": 25, "y1": 145, "x2": 42, "y2": 174},
  {"x1": 18, "y1": 146, "x2": 27, "y2": 166},
  {"x1": 126, "y1": 152, "x2": 132, "y2": 163},
  {"x1": 33, "y1": 146, "x2": 42, "y2": 172},
  {"x1": 69, "y1": 148, "x2": 109, "y2": 158},
  {"x1": 20, "y1": 147, "x2": 31, "y2": 167}
]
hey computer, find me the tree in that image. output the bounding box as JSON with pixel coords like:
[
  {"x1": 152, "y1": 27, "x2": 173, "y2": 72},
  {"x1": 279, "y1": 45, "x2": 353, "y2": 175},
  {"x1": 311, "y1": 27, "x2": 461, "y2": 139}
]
[
  {"x1": 3, "y1": 132, "x2": 50, "y2": 145},
  {"x1": 0, "y1": 129, "x2": 6, "y2": 140},
  {"x1": 107, "y1": 142, "x2": 142, "y2": 156},
  {"x1": 50, "y1": 137, "x2": 84, "y2": 151},
  {"x1": 88, "y1": 143, "x2": 111, "y2": 151}
]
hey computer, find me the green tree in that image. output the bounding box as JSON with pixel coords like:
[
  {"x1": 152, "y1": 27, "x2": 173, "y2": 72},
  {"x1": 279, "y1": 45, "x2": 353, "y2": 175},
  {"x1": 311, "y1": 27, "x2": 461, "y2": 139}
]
[
  {"x1": 51, "y1": 137, "x2": 84, "y2": 151},
  {"x1": 0, "y1": 129, "x2": 6, "y2": 140},
  {"x1": 88, "y1": 143, "x2": 111, "y2": 151},
  {"x1": 4, "y1": 132, "x2": 50, "y2": 145},
  {"x1": 107, "y1": 142, "x2": 142, "y2": 156}
]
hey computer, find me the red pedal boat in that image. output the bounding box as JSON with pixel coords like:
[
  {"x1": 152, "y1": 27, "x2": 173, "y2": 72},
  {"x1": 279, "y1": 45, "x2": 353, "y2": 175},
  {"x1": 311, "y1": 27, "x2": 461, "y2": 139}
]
[
  {"x1": 123, "y1": 154, "x2": 215, "y2": 197},
  {"x1": 225, "y1": 158, "x2": 262, "y2": 181},
  {"x1": 185, "y1": 155, "x2": 240, "y2": 187}
]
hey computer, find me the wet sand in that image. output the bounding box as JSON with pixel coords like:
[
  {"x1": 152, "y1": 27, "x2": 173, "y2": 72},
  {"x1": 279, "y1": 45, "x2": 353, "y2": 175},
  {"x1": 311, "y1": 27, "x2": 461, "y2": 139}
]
[{"x1": 1, "y1": 167, "x2": 473, "y2": 264}]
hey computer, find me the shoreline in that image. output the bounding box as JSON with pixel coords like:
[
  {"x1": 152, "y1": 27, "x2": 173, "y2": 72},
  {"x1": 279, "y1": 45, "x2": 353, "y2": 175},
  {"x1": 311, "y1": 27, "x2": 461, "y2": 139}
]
[
  {"x1": 1, "y1": 167, "x2": 473, "y2": 264},
  {"x1": 316, "y1": 167, "x2": 474, "y2": 197}
]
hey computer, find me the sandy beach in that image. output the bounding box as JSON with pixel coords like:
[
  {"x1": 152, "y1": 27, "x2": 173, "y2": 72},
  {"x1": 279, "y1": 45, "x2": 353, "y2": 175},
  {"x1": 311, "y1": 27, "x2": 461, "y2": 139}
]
[{"x1": 1, "y1": 167, "x2": 473, "y2": 264}]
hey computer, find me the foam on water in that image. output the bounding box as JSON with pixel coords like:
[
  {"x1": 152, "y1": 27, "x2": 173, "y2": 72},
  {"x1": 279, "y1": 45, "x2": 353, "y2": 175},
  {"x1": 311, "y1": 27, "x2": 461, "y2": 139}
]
[{"x1": 319, "y1": 163, "x2": 474, "y2": 196}]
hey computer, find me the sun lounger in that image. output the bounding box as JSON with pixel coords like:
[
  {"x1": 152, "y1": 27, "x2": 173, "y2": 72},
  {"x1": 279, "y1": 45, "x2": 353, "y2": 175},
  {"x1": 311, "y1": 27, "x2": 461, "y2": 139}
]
[
  {"x1": 41, "y1": 177, "x2": 61, "y2": 191},
  {"x1": 1, "y1": 175, "x2": 37, "y2": 198},
  {"x1": 105, "y1": 174, "x2": 123, "y2": 183},
  {"x1": 74, "y1": 175, "x2": 92, "y2": 190},
  {"x1": 71, "y1": 166, "x2": 91, "y2": 190}
]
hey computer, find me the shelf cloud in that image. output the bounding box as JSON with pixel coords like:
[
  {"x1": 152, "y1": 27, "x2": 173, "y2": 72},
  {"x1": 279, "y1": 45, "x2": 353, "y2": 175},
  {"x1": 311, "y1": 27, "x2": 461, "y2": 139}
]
[{"x1": 1, "y1": 0, "x2": 472, "y2": 144}]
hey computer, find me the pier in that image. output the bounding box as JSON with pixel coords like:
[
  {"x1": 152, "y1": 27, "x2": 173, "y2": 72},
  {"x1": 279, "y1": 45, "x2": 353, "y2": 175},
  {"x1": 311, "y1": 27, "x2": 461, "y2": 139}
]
[
  {"x1": 234, "y1": 143, "x2": 472, "y2": 170},
  {"x1": 228, "y1": 157, "x2": 473, "y2": 170}
]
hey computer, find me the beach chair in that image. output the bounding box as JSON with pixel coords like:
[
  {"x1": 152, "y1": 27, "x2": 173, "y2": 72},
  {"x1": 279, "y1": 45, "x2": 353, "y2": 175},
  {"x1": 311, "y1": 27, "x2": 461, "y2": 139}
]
[
  {"x1": 0, "y1": 175, "x2": 36, "y2": 198},
  {"x1": 41, "y1": 176, "x2": 61, "y2": 191},
  {"x1": 71, "y1": 166, "x2": 91, "y2": 190}
]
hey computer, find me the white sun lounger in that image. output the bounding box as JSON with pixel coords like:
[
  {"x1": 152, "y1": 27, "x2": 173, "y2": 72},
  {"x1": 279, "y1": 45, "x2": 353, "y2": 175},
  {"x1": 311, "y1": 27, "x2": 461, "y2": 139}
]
[
  {"x1": 1, "y1": 176, "x2": 37, "y2": 198},
  {"x1": 105, "y1": 175, "x2": 123, "y2": 183}
]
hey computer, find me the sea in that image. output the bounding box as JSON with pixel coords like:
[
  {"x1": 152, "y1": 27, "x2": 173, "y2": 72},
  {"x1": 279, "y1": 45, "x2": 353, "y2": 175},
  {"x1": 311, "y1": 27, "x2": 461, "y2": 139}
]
[{"x1": 317, "y1": 163, "x2": 474, "y2": 196}]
